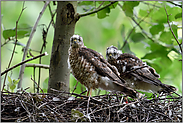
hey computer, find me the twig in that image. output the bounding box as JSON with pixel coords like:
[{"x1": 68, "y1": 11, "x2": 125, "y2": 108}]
[
  {"x1": 25, "y1": 63, "x2": 49, "y2": 69},
  {"x1": 79, "y1": 1, "x2": 117, "y2": 18},
  {"x1": 37, "y1": 2, "x2": 54, "y2": 93},
  {"x1": 1, "y1": 39, "x2": 13, "y2": 47},
  {"x1": 50, "y1": 88, "x2": 88, "y2": 99},
  {"x1": 33, "y1": 67, "x2": 36, "y2": 93},
  {"x1": 30, "y1": 75, "x2": 44, "y2": 94},
  {"x1": 118, "y1": 2, "x2": 155, "y2": 50},
  {"x1": 96, "y1": 1, "x2": 105, "y2": 9},
  {"x1": 166, "y1": 1, "x2": 182, "y2": 8},
  {"x1": 132, "y1": 17, "x2": 156, "y2": 43},
  {"x1": 17, "y1": 1, "x2": 50, "y2": 90},
  {"x1": 1, "y1": 2, "x2": 26, "y2": 92},
  {"x1": 71, "y1": 81, "x2": 79, "y2": 94},
  {"x1": 141, "y1": 1, "x2": 161, "y2": 8},
  {"x1": 164, "y1": 6, "x2": 182, "y2": 53},
  {"x1": 19, "y1": 99, "x2": 35, "y2": 122},
  {"x1": 1, "y1": 52, "x2": 48, "y2": 76},
  {"x1": 47, "y1": 2, "x2": 56, "y2": 28},
  {"x1": 117, "y1": 100, "x2": 139, "y2": 113}
]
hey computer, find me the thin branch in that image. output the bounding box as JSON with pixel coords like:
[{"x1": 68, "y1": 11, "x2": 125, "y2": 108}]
[
  {"x1": 117, "y1": 100, "x2": 139, "y2": 113},
  {"x1": 33, "y1": 67, "x2": 36, "y2": 93},
  {"x1": 141, "y1": 1, "x2": 161, "y2": 8},
  {"x1": 25, "y1": 63, "x2": 49, "y2": 69},
  {"x1": 1, "y1": 2, "x2": 26, "y2": 92},
  {"x1": 131, "y1": 17, "x2": 156, "y2": 42},
  {"x1": 96, "y1": 1, "x2": 105, "y2": 9},
  {"x1": 47, "y1": 2, "x2": 56, "y2": 28},
  {"x1": 166, "y1": 1, "x2": 182, "y2": 8},
  {"x1": 1, "y1": 39, "x2": 12, "y2": 47},
  {"x1": 17, "y1": 1, "x2": 50, "y2": 89},
  {"x1": 164, "y1": 6, "x2": 182, "y2": 53},
  {"x1": 1, "y1": 52, "x2": 48, "y2": 76},
  {"x1": 79, "y1": 1, "x2": 117, "y2": 18},
  {"x1": 71, "y1": 81, "x2": 79, "y2": 94},
  {"x1": 118, "y1": 3, "x2": 155, "y2": 50},
  {"x1": 31, "y1": 76, "x2": 44, "y2": 94},
  {"x1": 37, "y1": 2, "x2": 54, "y2": 93}
]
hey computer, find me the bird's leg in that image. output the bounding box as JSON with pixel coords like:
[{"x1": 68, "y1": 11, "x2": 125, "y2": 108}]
[
  {"x1": 124, "y1": 96, "x2": 129, "y2": 104},
  {"x1": 86, "y1": 89, "x2": 90, "y2": 96}
]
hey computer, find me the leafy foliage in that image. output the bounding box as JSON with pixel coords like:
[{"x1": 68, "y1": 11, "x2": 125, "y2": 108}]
[
  {"x1": 7, "y1": 76, "x2": 20, "y2": 92},
  {"x1": 3, "y1": 23, "x2": 32, "y2": 40},
  {"x1": 1, "y1": 1, "x2": 182, "y2": 95},
  {"x1": 78, "y1": 1, "x2": 118, "y2": 19},
  {"x1": 122, "y1": 1, "x2": 140, "y2": 17},
  {"x1": 75, "y1": 1, "x2": 182, "y2": 94}
]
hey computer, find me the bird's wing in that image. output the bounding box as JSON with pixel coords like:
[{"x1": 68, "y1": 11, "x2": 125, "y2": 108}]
[
  {"x1": 84, "y1": 47, "x2": 119, "y2": 73},
  {"x1": 79, "y1": 48, "x2": 140, "y2": 98},
  {"x1": 117, "y1": 53, "x2": 163, "y2": 86},
  {"x1": 79, "y1": 48, "x2": 125, "y2": 84}
]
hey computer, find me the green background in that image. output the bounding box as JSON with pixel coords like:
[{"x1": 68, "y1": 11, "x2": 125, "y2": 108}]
[{"x1": 1, "y1": 1, "x2": 182, "y2": 96}]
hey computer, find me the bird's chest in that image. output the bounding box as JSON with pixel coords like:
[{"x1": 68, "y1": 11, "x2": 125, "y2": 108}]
[{"x1": 69, "y1": 49, "x2": 99, "y2": 88}]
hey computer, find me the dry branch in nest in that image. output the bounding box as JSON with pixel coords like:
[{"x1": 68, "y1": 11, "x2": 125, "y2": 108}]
[{"x1": 1, "y1": 89, "x2": 182, "y2": 122}]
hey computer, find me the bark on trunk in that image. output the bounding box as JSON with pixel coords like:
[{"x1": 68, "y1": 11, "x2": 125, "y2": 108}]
[{"x1": 47, "y1": 1, "x2": 78, "y2": 94}]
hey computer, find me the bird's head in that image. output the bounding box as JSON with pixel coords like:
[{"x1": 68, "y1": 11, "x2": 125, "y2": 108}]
[
  {"x1": 106, "y1": 45, "x2": 122, "y2": 61},
  {"x1": 70, "y1": 35, "x2": 84, "y2": 48}
]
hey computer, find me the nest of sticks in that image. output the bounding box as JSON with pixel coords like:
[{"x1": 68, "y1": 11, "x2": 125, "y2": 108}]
[{"x1": 1, "y1": 88, "x2": 182, "y2": 122}]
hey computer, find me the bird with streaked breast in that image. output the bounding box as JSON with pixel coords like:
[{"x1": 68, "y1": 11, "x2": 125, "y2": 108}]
[
  {"x1": 106, "y1": 45, "x2": 177, "y2": 94},
  {"x1": 68, "y1": 35, "x2": 142, "y2": 98}
]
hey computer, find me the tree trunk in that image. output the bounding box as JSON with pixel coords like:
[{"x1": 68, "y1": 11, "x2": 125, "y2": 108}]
[{"x1": 47, "y1": 1, "x2": 78, "y2": 94}]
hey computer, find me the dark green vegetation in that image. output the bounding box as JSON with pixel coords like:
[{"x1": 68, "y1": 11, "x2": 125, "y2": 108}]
[{"x1": 1, "y1": 1, "x2": 182, "y2": 95}]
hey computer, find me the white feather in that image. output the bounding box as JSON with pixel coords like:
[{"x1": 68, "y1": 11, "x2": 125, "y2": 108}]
[{"x1": 122, "y1": 66, "x2": 126, "y2": 72}]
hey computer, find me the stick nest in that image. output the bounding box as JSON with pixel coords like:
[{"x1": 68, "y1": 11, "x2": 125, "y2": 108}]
[{"x1": 1, "y1": 89, "x2": 182, "y2": 122}]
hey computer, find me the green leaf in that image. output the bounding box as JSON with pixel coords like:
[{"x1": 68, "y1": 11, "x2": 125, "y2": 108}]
[
  {"x1": 122, "y1": 1, "x2": 140, "y2": 17},
  {"x1": 142, "y1": 50, "x2": 172, "y2": 68},
  {"x1": 139, "y1": 9, "x2": 148, "y2": 17},
  {"x1": 78, "y1": 1, "x2": 94, "y2": 5},
  {"x1": 150, "y1": 7, "x2": 167, "y2": 23},
  {"x1": 122, "y1": 41, "x2": 135, "y2": 55},
  {"x1": 2, "y1": 23, "x2": 32, "y2": 40},
  {"x1": 108, "y1": 2, "x2": 118, "y2": 9},
  {"x1": 97, "y1": 7, "x2": 110, "y2": 19},
  {"x1": 149, "y1": 24, "x2": 164, "y2": 35},
  {"x1": 120, "y1": 24, "x2": 125, "y2": 41},
  {"x1": 3, "y1": 29, "x2": 16, "y2": 40},
  {"x1": 142, "y1": 51, "x2": 161, "y2": 60},
  {"x1": 146, "y1": 62, "x2": 162, "y2": 73},
  {"x1": 13, "y1": 79, "x2": 20, "y2": 85},
  {"x1": 8, "y1": 76, "x2": 12, "y2": 84},
  {"x1": 170, "y1": 24, "x2": 178, "y2": 38},
  {"x1": 147, "y1": 42, "x2": 165, "y2": 51},
  {"x1": 159, "y1": 31, "x2": 174, "y2": 44},
  {"x1": 10, "y1": 84, "x2": 16, "y2": 91},
  {"x1": 43, "y1": 77, "x2": 49, "y2": 93},
  {"x1": 17, "y1": 23, "x2": 32, "y2": 39},
  {"x1": 175, "y1": 12, "x2": 182, "y2": 19},
  {"x1": 150, "y1": 6, "x2": 181, "y2": 23},
  {"x1": 131, "y1": 33, "x2": 145, "y2": 43}
]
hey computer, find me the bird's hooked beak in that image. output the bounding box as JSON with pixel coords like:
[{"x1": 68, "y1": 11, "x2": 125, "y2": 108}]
[
  {"x1": 109, "y1": 53, "x2": 113, "y2": 59},
  {"x1": 73, "y1": 39, "x2": 77, "y2": 44}
]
